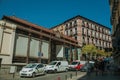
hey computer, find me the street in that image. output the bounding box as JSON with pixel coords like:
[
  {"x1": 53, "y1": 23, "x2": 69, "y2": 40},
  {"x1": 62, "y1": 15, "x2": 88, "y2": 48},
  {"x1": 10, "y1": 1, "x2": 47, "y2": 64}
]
[
  {"x1": 1, "y1": 70, "x2": 120, "y2": 80},
  {"x1": 0, "y1": 70, "x2": 86, "y2": 80},
  {"x1": 77, "y1": 71, "x2": 120, "y2": 80}
]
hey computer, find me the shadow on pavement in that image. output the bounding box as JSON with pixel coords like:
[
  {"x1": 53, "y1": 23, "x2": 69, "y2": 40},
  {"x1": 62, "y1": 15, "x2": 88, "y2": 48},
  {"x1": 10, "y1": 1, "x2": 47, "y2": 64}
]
[{"x1": 77, "y1": 71, "x2": 120, "y2": 80}]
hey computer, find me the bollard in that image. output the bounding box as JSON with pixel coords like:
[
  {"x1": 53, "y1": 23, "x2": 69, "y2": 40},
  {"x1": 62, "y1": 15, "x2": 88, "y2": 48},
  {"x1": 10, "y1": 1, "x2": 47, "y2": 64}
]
[
  {"x1": 57, "y1": 76, "x2": 61, "y2": 80},
  {"x1": 70, "y1": 73, "x2": 72, "y2": 79},
  {"x1": 76, "y1": 70, "x2": 77, "y2": 76},
  {"x1": 65, "y1": 75, "x2": 67, "y2": 80}
]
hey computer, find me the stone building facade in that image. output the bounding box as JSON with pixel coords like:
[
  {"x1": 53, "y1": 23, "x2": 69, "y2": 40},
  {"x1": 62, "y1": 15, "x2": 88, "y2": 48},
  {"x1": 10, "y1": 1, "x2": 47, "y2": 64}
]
[
  {"x1": 51, "y1": 15, "x2": 112, "y2": 59},
  {"x1": 109, "y1": 0, "x2": 120, "y2": 66}
]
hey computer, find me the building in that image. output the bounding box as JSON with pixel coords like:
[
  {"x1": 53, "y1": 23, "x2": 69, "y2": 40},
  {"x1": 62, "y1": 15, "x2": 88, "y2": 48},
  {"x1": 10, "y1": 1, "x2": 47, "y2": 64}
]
[
  {"x1": 0, "y1": 15, "x2": 79, "y2": 70},
  {"x1": 51, "y1": 15, "x2": 112, "y2": 60},
  {"x1": 109, "y1": 0, "x2": 120, "y2": 66}
]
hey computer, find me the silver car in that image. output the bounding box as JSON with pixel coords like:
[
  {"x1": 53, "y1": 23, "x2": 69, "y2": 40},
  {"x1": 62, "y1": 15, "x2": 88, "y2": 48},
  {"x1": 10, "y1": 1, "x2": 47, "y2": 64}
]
[{"x1": 19, "y1": 63, "x2": 46, "y2": 77}]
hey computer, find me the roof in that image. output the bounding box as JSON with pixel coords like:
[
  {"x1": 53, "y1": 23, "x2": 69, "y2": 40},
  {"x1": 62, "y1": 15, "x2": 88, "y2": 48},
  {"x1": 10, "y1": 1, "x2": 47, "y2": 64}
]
[
  {"x1": 2, "y1": 15, "x2": 77, "y2": 42},
  {"x1": 51, "y1": 15, "x2": 111, "y2": 30}
]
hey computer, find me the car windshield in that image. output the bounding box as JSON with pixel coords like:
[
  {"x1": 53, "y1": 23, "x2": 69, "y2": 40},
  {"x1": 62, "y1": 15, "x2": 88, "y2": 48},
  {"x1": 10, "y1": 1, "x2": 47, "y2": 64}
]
[
  {"x1": 71, "y1": 62, "x2": 78, "y2": 65},
  {"x1": 24, "y1": 64, "x2": 37, "y2": 68},
  {"x1": 49, "y1": 62, "x2": 57, "y2": 65}
]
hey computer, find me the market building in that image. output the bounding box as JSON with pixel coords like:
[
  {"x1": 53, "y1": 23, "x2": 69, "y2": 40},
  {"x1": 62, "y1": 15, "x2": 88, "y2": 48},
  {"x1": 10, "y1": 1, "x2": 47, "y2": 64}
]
[{"x1": 0, "y1": 16, "x2": 79, "y2": 69}]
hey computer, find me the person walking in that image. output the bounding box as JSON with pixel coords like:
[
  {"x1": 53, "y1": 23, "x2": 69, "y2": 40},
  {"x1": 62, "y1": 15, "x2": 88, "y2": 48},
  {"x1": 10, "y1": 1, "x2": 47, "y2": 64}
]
[
  {"x1": 94, "y1": 59, "x2": 99, "y2": 76},
  {"x1": 86, "y1": 60, "x2": 91, "y2": 76},
  {"x1": 99, "y1": 59, "x2": 105, "y2": 76}
]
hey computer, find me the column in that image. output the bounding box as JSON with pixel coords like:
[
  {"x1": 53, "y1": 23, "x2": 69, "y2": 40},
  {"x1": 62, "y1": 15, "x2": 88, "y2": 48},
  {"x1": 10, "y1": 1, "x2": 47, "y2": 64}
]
[
  {"x1": 9, "y1": 28, "x2": 16, "y2": 64},
  {"x1": 74, "y1": 47, "x2": 78, "y2": 60},
  {"x1": 0, "y1": 26, "x2": 4, "y2": 53},
  {"x1": 63, "y1": 43, "x2": 66, "y2": 60},
  {"x1": 48, "y1": 39, "x2": 51, "y2": 63},
  {"x1": 70, "y1": 45, "x2": 73, "y2": 63},
  {"x1": 26, "y1": 33, "x2": 31, "y2": 64},
  {"x1": 38, "y1": 36, "x2": 42, "y2": 63}
]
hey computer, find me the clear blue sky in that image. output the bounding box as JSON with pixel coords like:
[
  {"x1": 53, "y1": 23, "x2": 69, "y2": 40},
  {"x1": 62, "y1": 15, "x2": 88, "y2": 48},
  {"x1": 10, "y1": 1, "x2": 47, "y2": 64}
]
[{"x1": 0, "y1": 0, "x2": 111, "y2": 29}]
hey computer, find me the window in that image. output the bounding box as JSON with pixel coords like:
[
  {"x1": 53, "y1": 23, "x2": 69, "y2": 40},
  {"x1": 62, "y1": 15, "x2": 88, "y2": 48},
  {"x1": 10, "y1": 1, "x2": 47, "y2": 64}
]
[
  {"x1": 89, "y1": 23, "x2": 91, "y2": 29},
  {"x1": 83, "y1": 37, "x2": 84, "y2": 40},
  {"x1": 82, "y1": 20, "x2": 84, "y2": 25},
  {"x1": 96, "y1": 32, "x2": 98, "y2": 38},
  {"x1": 87, "y1": 29, "x2": 88, "y2": 35},
  {"x1": 88, "y1": 30, "x2": 91, "y2": 35},
  {"x1": 82, "y1": 28, "x2": 84, "y2": 34},
  {"x1": 92, "y1": 39, "x2": 93, "y2": 43},
  {"x1": 75, "y1": 28, "x2": 77, "y2": 31},
  {"x1": 74, "y1": 20, "x2": 77, "y2": 26},
  {"x1": 57, "y1": 62, "x2": 61, "y2": 66},
  {"x1": 86, "y1": 22, "x2": 89, "y2": 27},
  {"x1": 87, "y1": 38, "x2": 89, "y2": 41},
  {"x1": 95, "y1": 25, "x2": 97, "y2": 31},
  {"x1": 92, "y1": 31, "x2": 95, "y2": 36},
  {"x1": 66, "y1": 24, "x2": 68, "y2": 27},
  {"x1": 70, "y1": 22, "x2": 72, "y2": 26},
  {"x1": 75, "y1": 36, "x2": 77, "y2": 40},
  {"x1": 37, "y1": 64, "x2": 44, "y2": 68},
  {"x1": 66, "y1": 31, "x2": 68, "y2": 35},
  {"x1": 74, "y1": 28, "x2": 77, "y2": 35},
  {"x1": 92, "y1": 24, "x2": 95, "y2": 30}
]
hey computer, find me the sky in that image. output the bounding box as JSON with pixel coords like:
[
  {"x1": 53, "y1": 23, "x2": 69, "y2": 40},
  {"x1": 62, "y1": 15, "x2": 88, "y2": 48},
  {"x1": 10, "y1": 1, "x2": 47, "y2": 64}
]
[{"x1": 0, "y1": 0, "x2": 111, "y2": 29}]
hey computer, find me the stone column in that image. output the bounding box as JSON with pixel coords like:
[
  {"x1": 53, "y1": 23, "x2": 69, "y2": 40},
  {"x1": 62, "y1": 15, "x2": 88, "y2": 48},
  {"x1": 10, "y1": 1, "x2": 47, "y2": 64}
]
[
  {"x1": 26, "y1": 33, "x2": 31, "y2": 64},
  {"x1": 48, "y1": 39, "x2": 51, "y2": 63},
  {"x1": 0, "y1": 26, "x2": 4, "y2": 53},
  {"x1": 9, "y1": 26, "x2": 16, "y2": 64},
  {"x1": 70, "y1": 45, "x2": 73, "y2": 63},
  {"x1": 38, "y1": 36, "x2": 42, "y2": 63}
]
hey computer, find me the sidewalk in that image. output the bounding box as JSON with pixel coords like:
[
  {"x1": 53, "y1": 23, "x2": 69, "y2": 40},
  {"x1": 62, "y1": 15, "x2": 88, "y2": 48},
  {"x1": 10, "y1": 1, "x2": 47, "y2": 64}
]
[
  {"x1": 67, "y1": 72, "x2": 86, "y2": 80},
  {"x1": 77, "y1": 71, "x2": 120, "y2": 80}
]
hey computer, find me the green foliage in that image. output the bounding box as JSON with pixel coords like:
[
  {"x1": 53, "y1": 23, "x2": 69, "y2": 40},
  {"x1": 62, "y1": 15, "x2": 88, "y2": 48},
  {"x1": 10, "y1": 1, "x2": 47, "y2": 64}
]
[
  {"x1": 81, "y1": 44, "x2": 112, "y2": 60},
  {"x1": 97, "y1": 49, "x2": 105, "y2": 56},
  {"x1": 96, "y1": 49, "x2": 112, "y2": 57},
  {"x1": 81, "y1": 44, "x2": 97, "y2": 55}
]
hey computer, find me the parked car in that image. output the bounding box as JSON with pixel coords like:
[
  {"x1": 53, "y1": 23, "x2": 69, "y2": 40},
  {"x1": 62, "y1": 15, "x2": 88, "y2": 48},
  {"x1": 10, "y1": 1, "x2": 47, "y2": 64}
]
[
  {"x1": 80, "y1": 61, "x2": 95, "y2": 72},
  {"x1": 45, "y1": 61, "x2": 69, "y2": 73},
  {"x1": 19, "y1": 63, "x2": 46, "y2": 77},
  {"x1": 69, "y1": 60, "x2": 86, "y2": 71}
]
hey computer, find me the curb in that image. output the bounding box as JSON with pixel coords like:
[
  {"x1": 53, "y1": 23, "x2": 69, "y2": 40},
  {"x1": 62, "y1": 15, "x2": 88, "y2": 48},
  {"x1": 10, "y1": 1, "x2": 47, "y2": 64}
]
[{"x1": 67, "y1": 73, "x2": 86, "y2": 80}]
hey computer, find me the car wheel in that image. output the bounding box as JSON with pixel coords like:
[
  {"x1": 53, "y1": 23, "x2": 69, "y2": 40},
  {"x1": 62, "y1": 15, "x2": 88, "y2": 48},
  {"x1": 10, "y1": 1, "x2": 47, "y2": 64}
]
[
  {"x1": 65, "y1": 68, "x2": 68, "y2": 72},
  {"x1": 54, "y1": 69, "x2": 57, "y2": 73},
  {"x1": 20, "y1": 76, "x2": 24, "y2": 78},
  {"x1": 44, "y1": 71, "x2": 46, "y2": 75},
  {"x1": 32, "y1": 72, "x2": 36, "y2": 77}
]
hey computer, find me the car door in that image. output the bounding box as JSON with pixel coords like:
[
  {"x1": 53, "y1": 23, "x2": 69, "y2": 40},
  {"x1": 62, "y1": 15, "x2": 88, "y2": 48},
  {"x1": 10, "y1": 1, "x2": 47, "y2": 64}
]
[
  {"x1": 56, "y1": 62, "x2": 61, "y2": 71},
  {"x1": 77, "y1": 62, "x2": 81, "y2": 70},
  {"x1": 36, "y1": 64, "x2": 44, "y2": 74}
]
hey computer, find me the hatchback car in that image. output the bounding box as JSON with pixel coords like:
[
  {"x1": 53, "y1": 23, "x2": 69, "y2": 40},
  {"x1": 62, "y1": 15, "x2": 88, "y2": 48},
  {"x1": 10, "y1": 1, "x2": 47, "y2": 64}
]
[{"x1": 19, "y1": 63, "x2": 46, "y2": 77}]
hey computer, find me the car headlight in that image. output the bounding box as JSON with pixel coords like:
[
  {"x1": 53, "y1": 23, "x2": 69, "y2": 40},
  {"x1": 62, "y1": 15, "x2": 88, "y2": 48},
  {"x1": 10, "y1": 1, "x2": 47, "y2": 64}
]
[{"x1": 29, "y1": 69, "x2": 33, "y2": 72}]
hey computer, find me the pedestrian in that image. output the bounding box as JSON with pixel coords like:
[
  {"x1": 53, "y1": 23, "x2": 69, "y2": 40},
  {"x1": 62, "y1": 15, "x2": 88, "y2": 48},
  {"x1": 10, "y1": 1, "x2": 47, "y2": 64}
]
[
  {"x1": 86, "y1": 60, "x2": 91, "y2": 76},
  {"x1": 106, "y1": 61, "x2": 110, "y2": 71},
  {"x1": 99, "y1": 59, "x2": 105, "y2": 76},
  {"x1": 94, "y1": 59, "x2": 99, "y2": 76}
]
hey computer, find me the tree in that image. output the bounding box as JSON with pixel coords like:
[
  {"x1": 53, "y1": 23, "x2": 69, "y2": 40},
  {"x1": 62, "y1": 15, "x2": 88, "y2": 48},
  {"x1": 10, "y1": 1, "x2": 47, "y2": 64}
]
[
  {"x1": 81, "y1": 44, "x2": 97, "y2": 60},
  {"x1": 97, "y1": 49, "x2": 105, "y2": 56}
]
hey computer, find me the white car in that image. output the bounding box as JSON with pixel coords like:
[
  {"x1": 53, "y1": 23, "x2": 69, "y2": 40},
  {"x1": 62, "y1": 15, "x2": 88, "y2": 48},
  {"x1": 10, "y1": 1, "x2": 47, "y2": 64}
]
[
  {"x1": 45, "y1": 61, "x2": 69, "y2": 73},
  {"x1": 19, "y1": 63, "x2": 46, "y2": 77}
]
